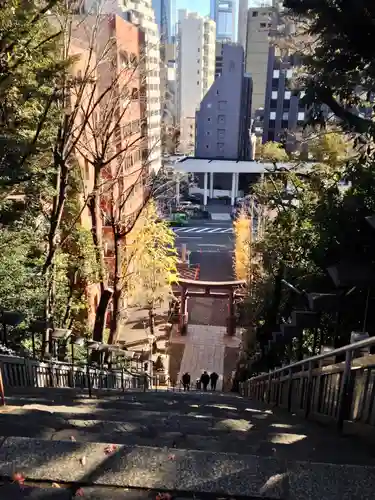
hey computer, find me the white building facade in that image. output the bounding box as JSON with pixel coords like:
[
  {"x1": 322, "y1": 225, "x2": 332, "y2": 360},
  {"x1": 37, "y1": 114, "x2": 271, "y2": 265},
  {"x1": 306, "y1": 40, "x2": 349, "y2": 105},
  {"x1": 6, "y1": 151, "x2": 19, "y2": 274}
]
[
  {"x1": 125, "y1": 1, "x2": 162, "y2": 172},
  {"x1": 176, "y1": 10, "x2": 216, "y2": 154}
]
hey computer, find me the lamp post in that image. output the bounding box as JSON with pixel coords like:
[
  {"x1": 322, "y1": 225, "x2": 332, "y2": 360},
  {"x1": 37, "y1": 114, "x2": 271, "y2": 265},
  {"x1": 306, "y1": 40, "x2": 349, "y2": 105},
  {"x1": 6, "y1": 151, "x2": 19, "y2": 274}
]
[
  {"x1": 30, "y1": 320, "x2": 50, "y2": 359},
  {"x1": 0, "y1": 311, "x2": 25, "y2": 347}
]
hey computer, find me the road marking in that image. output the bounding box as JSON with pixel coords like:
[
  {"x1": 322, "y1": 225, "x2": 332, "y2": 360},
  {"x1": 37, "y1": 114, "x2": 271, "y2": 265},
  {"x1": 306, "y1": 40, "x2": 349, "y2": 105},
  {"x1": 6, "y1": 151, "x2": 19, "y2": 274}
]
[
  {"x1": 172, "y1": 227, "x2": 233, "y2": 235},
  {"x1": 210, "y1": 213, "x2": 232, "y2": 221}
]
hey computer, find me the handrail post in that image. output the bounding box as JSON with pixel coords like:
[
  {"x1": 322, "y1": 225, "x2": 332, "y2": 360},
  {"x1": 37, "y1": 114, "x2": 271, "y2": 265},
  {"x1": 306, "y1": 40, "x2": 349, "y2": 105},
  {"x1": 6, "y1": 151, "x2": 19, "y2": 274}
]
[
  {"x1": 304, "y1": 361, "x2": 313, "y2": 418},
  {"x1": 287, "y1": 368, "x2": 293, "y2": 411},
  {"x1": 266, "y1": 373, "x2": 272, "y2": 403},
  {"x1": 337, "y1": 349, "x2": 354, "y2": 432}
]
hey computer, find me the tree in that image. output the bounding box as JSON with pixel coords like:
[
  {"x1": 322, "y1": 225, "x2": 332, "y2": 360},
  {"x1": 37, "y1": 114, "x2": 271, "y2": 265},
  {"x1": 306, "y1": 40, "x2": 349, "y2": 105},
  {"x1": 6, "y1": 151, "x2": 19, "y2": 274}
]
[
  {"x1": 257, "y1": 141, "x2": 289, "y2": 163},
  {"x1": 127, "y1": 201, "x2": 178, "y2": 336},
  {"x1": 283, "y1": 0, "x2": 375, "y2": 140},
  {"x1": 243, "y1": 132, "x2": 371, "y2": 372},
  {"x1": 233, "y1": 210, "x2": 252, "y2": 282}
]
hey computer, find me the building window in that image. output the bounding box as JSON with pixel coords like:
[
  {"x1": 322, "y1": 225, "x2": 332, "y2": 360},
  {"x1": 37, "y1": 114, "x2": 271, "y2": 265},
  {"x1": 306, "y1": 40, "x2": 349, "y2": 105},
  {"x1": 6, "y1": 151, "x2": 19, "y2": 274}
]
[
  {"x1": 272, "y1": 78, "x2": 279, "y2": 89},
  {"x1": 205, "y1": 144, "x2": 209, "y2": 148},
  {"x1": 284, "y1": 90, "x2": 291, "y2": 99},
  {"x1": 217, "y1": 142, "x2": 224, "y2": 152},
  {"x1": 217, "y1": 114, "x2": 226, "y2": 125},
  {"x1": 271, "y1": 90, "x2": 278, "y2": 99},
  {"x1": 205, "y1": 131, "x2": 211, "y2": 136},
  {"x1": 283, "y1": 100, "x2": 291, "y2": 109},
  {"x1": 197, "y1": 81, "x2": 200, "y2": 85},
  {"x1": 198, "y1": 48, "x2": 200, "y2": 52},
  {"x1": 281, "y1": 120, "x2": 288, "y2": 129},
  {"x1": 270, "y1": 99, "x2": 277, "y2": 109},
  {"x1": 286, "y1": 69, "x2": 293, "y2": 78},
  {"x1": 218, "y1": 100, "x2": 227, "y2": 110},
  {"x1": 252, "y1": 11, "x2": 258, "y2": 17},
  {"x1": 216, "y1": 90, "x2": 219, "y2": 95},
  {"x1": 207, "y1": 103, "x2": 212, "y2": 108},
  {"x1": 197, "y1": 70, "x2": 200, "y2": 74},
  {"x1": 217, "y1": 129, "x2": 225, "y2": 140},
  {"x1": 282, "y1": 112, "x2": 289, "y2": 120},
  {"x1": 260, "y1": 22, "x2": 266, "y2": 28},
  {"x1": 270, "y1": 111, "x2": 276, "y2": 120},
  {"x1": 273, "y1": 69, "x2": 280, "y2": 78},
  {"x1": 207, "y1": 117, "x2": 211, "y2": 122},
  {"x1": 298, "y1": 112, "x2": 305, "y2": 121}
]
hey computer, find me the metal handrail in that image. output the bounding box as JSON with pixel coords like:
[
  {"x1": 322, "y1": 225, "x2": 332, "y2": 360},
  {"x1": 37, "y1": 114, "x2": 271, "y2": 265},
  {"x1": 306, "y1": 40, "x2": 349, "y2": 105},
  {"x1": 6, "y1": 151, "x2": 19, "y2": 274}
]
[{"x1": 250, "y1": 336, "x2": 375, "y2": 381}]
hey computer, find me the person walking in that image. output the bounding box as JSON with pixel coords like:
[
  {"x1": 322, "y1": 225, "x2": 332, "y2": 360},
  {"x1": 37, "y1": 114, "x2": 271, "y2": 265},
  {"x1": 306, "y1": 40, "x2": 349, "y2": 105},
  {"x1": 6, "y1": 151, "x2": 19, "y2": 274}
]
[
  {"x1": 210, "y1": 372, "x2": 219, "y2": 391},
  {"x1": 200, "y1": 371, "x2": 210, "y2": 391},
  {"x1": 182, "y1": 372, "x2": 191, "y2": 391}
]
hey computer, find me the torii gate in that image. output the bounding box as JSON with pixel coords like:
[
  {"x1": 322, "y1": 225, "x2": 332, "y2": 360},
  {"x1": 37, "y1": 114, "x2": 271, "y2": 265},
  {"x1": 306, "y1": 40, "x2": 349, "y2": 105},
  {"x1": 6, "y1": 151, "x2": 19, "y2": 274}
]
[{"x1": 176, "y1": 278, "x2": 246, "y2": 337}]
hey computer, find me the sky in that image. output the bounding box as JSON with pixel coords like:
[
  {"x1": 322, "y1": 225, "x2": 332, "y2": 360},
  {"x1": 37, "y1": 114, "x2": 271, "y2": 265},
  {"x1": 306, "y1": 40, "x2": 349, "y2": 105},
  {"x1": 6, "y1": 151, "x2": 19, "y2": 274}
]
[{"x1": 175, "y1": 0, "x2": 210, "y2": 17}]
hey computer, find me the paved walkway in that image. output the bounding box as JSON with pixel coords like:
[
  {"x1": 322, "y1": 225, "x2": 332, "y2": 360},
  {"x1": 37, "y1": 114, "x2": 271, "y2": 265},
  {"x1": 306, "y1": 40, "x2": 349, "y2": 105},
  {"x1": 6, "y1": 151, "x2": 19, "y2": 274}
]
[{"x1": 178, "y1": 325, "x2": 241, "y2": 390}]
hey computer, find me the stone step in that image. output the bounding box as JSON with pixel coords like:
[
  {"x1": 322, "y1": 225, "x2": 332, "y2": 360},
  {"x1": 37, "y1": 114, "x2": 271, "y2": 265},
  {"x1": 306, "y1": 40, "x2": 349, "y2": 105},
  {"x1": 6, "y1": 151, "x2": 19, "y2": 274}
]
[
  {"x1": 0, "y1": 482, "x2": 276, "y2": 500},
  {"x1": 0, "y1": 436, "x2": 374, "y2": 499}
]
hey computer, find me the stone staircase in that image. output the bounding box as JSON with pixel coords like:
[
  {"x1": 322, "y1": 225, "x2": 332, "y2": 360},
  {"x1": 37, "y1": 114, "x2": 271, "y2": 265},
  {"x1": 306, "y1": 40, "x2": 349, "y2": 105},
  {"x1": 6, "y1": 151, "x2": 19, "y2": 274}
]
[{"x1": 0, "y1": 389, "x2": 375, "y2": 499}]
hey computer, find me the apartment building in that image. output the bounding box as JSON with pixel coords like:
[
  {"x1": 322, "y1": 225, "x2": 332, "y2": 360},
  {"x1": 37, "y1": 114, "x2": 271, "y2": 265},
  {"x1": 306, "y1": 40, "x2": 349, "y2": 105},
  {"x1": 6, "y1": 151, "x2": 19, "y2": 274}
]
[
  {"x1": 262, "y1": 23, "x2": 306, "y2": 150},
  {"x1": 195, "y1": 43, "x2": 252, "y2": 161},
  {"x1": 77, "y1": 0, "x2": 162, "y2": 174},
  {"x1": 176, "y1": 10, "x2": 216, "y2": 154},
  {"x1": 210, "y1": 0, "x2": 237, "y2": 41},
  {"x1": 124, "y1": 1, "x2": 162, "y2": 173},
  {"x1": 70, "y1": 15, "x2": 145, "y2": 323}
]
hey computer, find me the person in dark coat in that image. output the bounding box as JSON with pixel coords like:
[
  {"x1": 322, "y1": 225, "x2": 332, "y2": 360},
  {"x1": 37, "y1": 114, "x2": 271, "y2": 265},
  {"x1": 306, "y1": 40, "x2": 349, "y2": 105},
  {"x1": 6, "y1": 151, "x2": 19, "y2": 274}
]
[
  {"x1": 182, "y1": 372, "x2": 191, "y2": 391},
  {"x1": 210, "y1": 372, "x2": 219, "y2": 391},
  {"x1": 200, "y1": 371, "x2": 210, "y2": 391}
]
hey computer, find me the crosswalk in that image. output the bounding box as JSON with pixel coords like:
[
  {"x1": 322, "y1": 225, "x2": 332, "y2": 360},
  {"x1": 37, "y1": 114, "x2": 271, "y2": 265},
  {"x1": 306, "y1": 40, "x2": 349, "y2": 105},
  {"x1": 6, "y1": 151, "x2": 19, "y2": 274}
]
[{"x1": 172, "y1": 226, "x2": 233, "y2": 234}]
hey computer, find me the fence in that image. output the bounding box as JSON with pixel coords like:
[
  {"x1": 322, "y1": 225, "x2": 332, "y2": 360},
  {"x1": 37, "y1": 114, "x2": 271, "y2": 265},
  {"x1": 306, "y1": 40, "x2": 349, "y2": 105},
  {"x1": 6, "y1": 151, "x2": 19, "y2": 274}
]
[
  {"x1": 0, "y1": 354, "x2": 144, "y2": 393},
  {"x1": 240, "y1": 336, "x2": 375, "y2": 438},
  {"x1": 0, "y1": 354, "x2": 176, "y2": 398}
]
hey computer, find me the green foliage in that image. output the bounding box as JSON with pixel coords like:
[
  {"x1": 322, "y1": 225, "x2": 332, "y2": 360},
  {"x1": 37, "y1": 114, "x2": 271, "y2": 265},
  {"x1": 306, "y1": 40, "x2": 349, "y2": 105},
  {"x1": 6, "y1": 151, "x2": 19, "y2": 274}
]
[
  {"x1": 258, "y1": 141, "x2": 289, "y2": 163},
  {"x1": 284, "y1": 0, "x2": 375, "y2": 138},
  {"x1": 246, "y1": 133, "x2": 375, "y2": 372},
  {"x1": 0, "y1": 0, "x2": 66, "y2": 202}
]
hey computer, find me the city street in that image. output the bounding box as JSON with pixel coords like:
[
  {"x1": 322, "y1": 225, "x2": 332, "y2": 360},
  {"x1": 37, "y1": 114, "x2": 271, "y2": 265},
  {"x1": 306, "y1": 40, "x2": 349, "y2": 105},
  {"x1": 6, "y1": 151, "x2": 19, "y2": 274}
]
[{"x1": 172, "y1": 219, "x2": 234, "y2": 280}]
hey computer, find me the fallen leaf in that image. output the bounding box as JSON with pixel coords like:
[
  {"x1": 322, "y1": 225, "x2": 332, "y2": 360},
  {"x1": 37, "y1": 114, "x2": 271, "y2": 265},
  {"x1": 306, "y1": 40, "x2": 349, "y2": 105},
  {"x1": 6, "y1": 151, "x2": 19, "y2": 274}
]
[
  {"x1": 70, "y1": 436, "x2": 76, "y2": 442},
  {"x1": 12, "y1": 472, "x2": 25, "y2": 484},
  {"x1": 104, "y1": 444, "x2": 118, "y2": 455},
  {"x1": 80, "y1": 456, "x2": 86, "y2": 466}
]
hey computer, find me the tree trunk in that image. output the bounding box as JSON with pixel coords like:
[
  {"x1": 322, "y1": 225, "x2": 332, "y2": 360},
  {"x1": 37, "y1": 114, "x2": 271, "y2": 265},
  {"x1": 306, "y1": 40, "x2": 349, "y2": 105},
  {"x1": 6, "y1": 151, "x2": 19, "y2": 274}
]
[
  {"x1": 88, "y1": 166, "x2": 106, "y2": 290},
  {"x1": 149, "y1": 306, "x2": 155, "y2": 336},
  {"x1": 107, "y1": 232, "x2": 122, "y2": 346},
  {"x1": 88, "y1": 165, "x2": 109, "y2": 344},
  {"x1": 92, "y1": 288, "x2": 113, "y2": 342},
  {"x1": 42, "y1": 263, "x2": 56, "y2": 357}
]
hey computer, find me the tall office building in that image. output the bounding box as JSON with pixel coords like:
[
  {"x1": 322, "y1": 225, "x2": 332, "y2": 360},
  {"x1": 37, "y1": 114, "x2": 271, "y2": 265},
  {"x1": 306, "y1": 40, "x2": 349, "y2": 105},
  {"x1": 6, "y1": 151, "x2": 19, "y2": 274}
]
[
  {"x1": 152, "y1": 0, "x2": 173, "y2": 42},
  {"x1": 245, "y1": 5, "x2": 275, "y2": 115},
  {"x1": 210, "y1": 0, "x2": 236, "y2": 41},
  {"x1": 195, "y1": 43, "x2": 252, "y2": 161},
  {"x1": 237, "y1": 0, "x2": 248, "y2": 48},
  {"x1": 176, "y1": 10, "x2": 216, "y2": 154}
]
